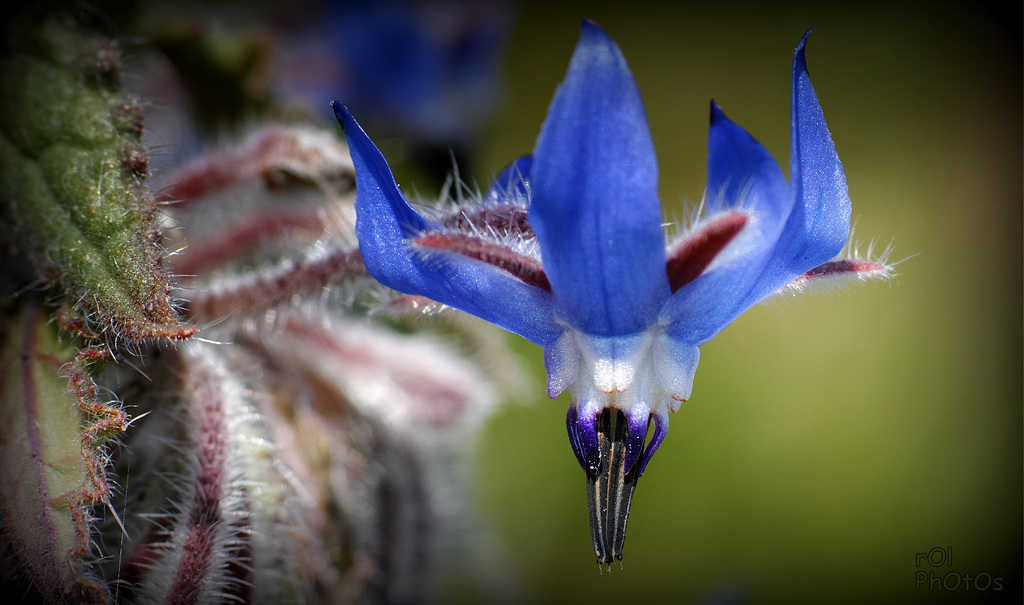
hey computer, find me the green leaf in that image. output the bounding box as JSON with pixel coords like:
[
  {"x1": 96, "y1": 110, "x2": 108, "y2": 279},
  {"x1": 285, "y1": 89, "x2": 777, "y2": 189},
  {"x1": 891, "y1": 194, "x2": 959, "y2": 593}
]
[
  {"x1": 0, "y1": 299, "x2": 118, "y2": 604},
  {"x1": 0, "y1": 7, "x2": 195, "y2": 342}
]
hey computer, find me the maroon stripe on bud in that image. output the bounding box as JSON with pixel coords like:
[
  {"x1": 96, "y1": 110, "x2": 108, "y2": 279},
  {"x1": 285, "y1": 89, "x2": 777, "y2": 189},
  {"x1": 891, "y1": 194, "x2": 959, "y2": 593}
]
[
  {"x1": 165, "y1": 367, "x2": 226, "y2": 605},
  {"x1": 666, "y1": 212, "x2": 748, "y2": 292},
  {"x1": 156, "y1": 126, "x2": 350, "y2": 205},
  {"x1": 186, "y1": 248, "x2": 367, "y2": 320},
  {"x1": 173, "y1": 211, "x2": 328, "y2": 277},
  {"x1": 415, "y1": 233, "x2": 551, "y2": 291}
]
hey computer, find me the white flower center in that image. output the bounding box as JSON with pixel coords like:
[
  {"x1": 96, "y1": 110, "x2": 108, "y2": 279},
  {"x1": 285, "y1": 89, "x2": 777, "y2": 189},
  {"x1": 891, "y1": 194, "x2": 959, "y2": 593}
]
[{"x1": 544, "y1": 326, "x2": 701, "y2": 423}]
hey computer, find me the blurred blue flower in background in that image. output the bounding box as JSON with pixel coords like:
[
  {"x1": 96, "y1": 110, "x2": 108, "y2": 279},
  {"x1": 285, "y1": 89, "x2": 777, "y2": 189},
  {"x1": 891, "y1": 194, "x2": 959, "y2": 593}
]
[
  {"x1": 334, "y1": 20, "x2": 892, "y2": 567},
  {"x1": 279, "y1": 0, "x2": 517, "y2": 183},
  {"x1": 332, "y1": 0, "x2": 512, "y2": 142}
]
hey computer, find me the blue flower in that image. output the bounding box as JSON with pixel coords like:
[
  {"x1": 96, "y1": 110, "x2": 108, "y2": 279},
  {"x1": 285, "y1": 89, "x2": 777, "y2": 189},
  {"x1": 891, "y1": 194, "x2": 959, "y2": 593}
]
[
  {"x1": 311, "y1": 0, "x2": 515, "y2": 153},
  {"x1": 333, "y1": 20, "x2": 891, "y2": 566}
]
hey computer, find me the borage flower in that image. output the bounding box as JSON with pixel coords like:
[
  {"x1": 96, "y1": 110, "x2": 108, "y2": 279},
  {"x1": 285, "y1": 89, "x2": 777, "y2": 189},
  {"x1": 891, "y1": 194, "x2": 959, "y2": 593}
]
[{"x1": 333, "y1": 20, "x2": 892, "y2": 566}]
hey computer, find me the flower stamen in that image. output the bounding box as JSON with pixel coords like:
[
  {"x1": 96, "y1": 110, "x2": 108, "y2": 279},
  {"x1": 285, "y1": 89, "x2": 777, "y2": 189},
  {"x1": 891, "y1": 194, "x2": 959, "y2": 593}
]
[{"x1": 587, "y1": 408, "x2": 642, "y2": 568}]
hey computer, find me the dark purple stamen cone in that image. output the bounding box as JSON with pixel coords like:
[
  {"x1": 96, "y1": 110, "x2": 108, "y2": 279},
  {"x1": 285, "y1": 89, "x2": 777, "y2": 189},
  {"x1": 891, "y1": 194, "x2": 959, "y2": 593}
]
[{"x1": 585, "y1": 408, "x2": 645, "y2": 567}]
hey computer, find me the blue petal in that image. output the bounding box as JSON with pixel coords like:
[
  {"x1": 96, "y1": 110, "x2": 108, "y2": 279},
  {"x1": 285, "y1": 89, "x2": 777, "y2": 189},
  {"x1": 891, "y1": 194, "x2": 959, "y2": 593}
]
[
  {"x1": 705, "y1": 100, "x2": 789, "y2": 227},
  {"x1": 778, "y1": 30, "x2": 851, "y2": 270},
  {"x1": 484, "y1": 155, "x2": 532, "y2": 204},
  {"x1": 661, "y1": 33, "x2": 851, "y2": 345},
  {"x1": 660, "y1": 104, "x2": 786, "y2": 341},
  {"x1": 527, "y1": 21, "x2": 669, "y2": 337},
  {"x1": 334, "y1": 102, "x2": 561, "y2": 345}
]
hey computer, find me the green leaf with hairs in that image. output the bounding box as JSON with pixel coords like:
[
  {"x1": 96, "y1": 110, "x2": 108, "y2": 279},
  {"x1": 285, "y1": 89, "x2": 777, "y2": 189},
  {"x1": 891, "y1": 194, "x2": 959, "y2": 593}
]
[
  {"x1": 0, "y1": 6, "x2": 195, "y2": 342},
  {"x1": 0, "y1": 299, "x2": 122, "y2": 605}
]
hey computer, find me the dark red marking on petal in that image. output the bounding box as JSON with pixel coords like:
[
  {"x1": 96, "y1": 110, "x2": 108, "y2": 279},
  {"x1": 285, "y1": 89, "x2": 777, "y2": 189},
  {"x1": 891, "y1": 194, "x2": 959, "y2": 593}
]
[
  {"x1": 441, "y1": 205, "x2": 533, "y2": 236},
  {"x1": 800, "y1": 259, "x2": 886, "y2": 280},
  {"x1": 415, "y1": 232, "x2": 551, "y2": 291},
  {"x1": 665, "y1": 212, "x2": 748, "y2": 292}
]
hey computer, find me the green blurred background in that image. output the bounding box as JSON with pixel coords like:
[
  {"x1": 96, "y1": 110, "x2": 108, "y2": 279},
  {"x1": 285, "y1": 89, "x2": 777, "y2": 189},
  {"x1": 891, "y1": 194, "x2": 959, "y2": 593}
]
[{"x1": 461, "y1": 1, "x2": 1022, "y2": 604}]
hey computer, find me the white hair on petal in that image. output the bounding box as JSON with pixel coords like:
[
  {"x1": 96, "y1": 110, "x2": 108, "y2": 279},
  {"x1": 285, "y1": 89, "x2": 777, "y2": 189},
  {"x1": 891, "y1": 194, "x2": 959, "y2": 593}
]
[{"x1": 769, "y1": 224, "x2": 904, "y2": 300}]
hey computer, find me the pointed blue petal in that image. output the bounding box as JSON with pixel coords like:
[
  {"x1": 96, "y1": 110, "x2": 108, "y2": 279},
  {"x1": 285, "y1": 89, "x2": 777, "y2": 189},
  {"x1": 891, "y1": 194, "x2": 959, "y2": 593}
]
[
  {"x1": 334, "y1": 103, "x2": 431, "y2": 238},
  {"x1": 528, "y1": 21, "x2": 669, "y2": 337},
  {"x1": 706, "y1": 100, "x2": 788, "y2": 226},
  {"x1": 712, "y1": 31, "x2": 850, "y2": 298},
  {"x1": 779, "y1": 30, "x2": 851, "y2": 269},
  {"x1": 661, "y1": 34, "x2": 852, "y2": 345},
  {"x1": 659, "y1": 103, "x2": 787, "y2": 341},
  {"x1": 334, "y1": 102, "x2": 561, "y2": 345}
]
